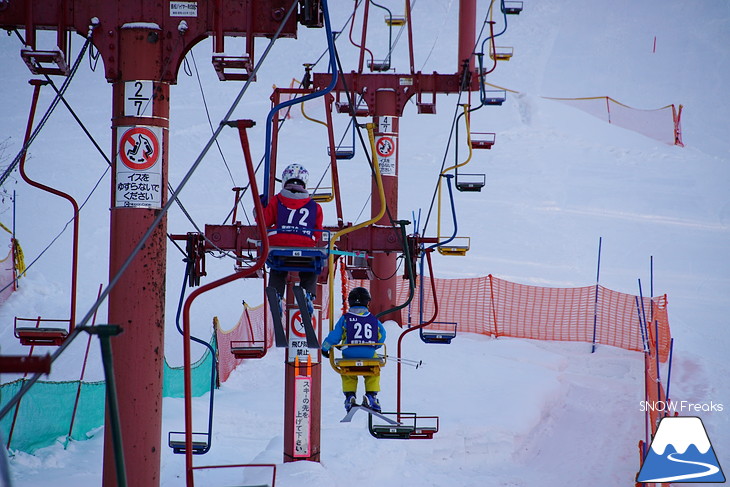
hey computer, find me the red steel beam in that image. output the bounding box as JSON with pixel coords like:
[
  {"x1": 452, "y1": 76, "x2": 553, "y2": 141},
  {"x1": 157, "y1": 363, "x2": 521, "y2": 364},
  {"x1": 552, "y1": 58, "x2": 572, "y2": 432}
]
[
  {"x1": 0, "y1": 0, "x2": 299, "y2": 83},
  {"x1": 312, "y1": 72, "x2": 478, "y2": 118},
  {"x1": 201, "y1": 224, "x2": 415, "y2": 255}
]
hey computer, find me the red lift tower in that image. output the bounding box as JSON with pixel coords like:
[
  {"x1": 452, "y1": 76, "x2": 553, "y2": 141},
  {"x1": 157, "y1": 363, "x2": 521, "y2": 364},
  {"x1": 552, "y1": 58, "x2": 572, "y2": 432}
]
[{"x1": 1, "y1": 1, "x2": 319, "y2": 486}]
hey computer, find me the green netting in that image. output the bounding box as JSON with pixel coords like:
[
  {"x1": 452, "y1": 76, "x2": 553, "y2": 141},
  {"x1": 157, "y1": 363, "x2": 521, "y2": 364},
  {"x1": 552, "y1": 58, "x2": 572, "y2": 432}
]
[
  {"x1": 0, "y1": 380, "x2": 106, "y2": 453},
  {"x1": 163, "y1": 336, "x2": 218, "y2": 398},
  {"x1": 0, "y1": 335, "x2": 217, "y2": 453}
]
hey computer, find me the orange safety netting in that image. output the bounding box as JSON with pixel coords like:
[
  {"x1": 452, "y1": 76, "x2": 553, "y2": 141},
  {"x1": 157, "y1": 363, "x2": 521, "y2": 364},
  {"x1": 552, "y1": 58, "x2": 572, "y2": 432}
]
[
  {"x1": 544, "y1": 96, "x2": 684, "y2": 147},
  {"x1": 638, "y1": 299, "x2": 673, "y2": 487},
  {"x1": 215, "y1": 274, "x2": 671, "y2": 382},
  {"x1": 215, "y1": 303, "x2": 274, "y2": 383},
  {"x1": 351, "y1": 274, "x2": 671, "y2": 362},
  {"x1": 215, "y1": 283, "x2": 331, "y2": 383}
]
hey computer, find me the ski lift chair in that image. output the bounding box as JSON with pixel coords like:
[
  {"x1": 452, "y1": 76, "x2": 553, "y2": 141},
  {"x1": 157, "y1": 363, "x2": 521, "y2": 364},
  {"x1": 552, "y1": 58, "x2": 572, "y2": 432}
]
[
  {"x1": 21, "y1": 48, "x2": 70, "y2": 76},
  {"x1": 368, "y1": 59, "x2": 391, "y2": 72},
  {"x1": 211, "y1": 55, "x2": 255, "y2": 81},
  {"x1": 368, "y1": 412, "x2": 440, "y2": 440},
  {"x1": 470, "y1": 132, "x2": 496, "y2": 149},
  {"x1": 420, "y1": 321, "x2": 458, "y2": 344},
  {"x1": 327, "y1": 145, "x2": 355, "y2": 160},
  {"x1": 266, "y1": 247, "x2": 329, "y2": 275},
  {"x1": 168, "y1": 431, "x2": 210, "y2": 455},
  {"x1": 311, "y1": 187, "x2": 334, "y2": 203},
  {"x1": 483, "y1": 89, "x2": 507, "y2": 106},
  {"x1": 335, "y1": 97, "x2": 369, "y2": 117},
  {"x1": 491, "y1": 46, "x2": 514, "y2": 61},
  {"x1": 384, "y1": 14, "x2": 407, "y2": 26},
  {"x1": 503, "y1": 1, "x2": 524, "y2": 15},
  {"x1": 326, "y1": 118, "x2": 356, "y2": 160},
  {"x1": 332, "y1": 343, "x2": 387, "y2": 377},
  {"x1": 455, "y1": 173, "x2": 486, "y2": 192},
  {"x1": 416, "y1": 91, "x2": 437, "y2": 114},
  {"x1": 14, "y1": 317, "x2": 69, "y2": 346},
  {"x1": 437, "y1": 236, "x2": 471, "y2": 256},
  {"x1": 345, "y1": 253, "x2": 375, "y2": 280}
]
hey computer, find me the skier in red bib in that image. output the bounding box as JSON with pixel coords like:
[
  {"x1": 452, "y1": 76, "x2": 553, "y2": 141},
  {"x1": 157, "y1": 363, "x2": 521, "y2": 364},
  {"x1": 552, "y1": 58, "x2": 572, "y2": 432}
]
[{"x1": 262, "y1": 163, "x2": 324, "y2": 301}]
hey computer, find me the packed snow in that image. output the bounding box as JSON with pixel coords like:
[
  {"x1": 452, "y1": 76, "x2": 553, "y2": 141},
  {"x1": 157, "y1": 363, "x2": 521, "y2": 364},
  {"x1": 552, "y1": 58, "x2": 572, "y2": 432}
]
[{"x1": 1, "y1": 0, "x2": 728, "y2": 486}]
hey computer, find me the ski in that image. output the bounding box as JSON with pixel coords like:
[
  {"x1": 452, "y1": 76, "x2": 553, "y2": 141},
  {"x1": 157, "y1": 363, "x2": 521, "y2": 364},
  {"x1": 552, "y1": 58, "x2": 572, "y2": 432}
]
[
  {"x1": 265, "y1": 286, "x2": 288, "y2": 348},
  {"x1": 340, "y1": 405, "x2": 401, "y2": 425},
  {"x1": 292, "y1": 286, "x2": 320, "y2": 348}
]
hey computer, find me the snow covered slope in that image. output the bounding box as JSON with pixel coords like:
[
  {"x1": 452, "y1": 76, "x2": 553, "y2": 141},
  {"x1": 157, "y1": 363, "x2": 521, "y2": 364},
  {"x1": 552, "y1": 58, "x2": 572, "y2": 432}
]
[{"x1": 1, "y1": 0, "x2": 728, "y2": 485}]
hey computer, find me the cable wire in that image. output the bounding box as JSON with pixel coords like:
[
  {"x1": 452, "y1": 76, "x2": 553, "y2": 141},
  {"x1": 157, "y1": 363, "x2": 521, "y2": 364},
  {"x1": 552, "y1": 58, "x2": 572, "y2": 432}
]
[
  {"x1": 71, "y1": 0, "x2": 301, "y2": 336},
  {"x1": 0, "y1": 20, "x2": 99, "y2": 188}
]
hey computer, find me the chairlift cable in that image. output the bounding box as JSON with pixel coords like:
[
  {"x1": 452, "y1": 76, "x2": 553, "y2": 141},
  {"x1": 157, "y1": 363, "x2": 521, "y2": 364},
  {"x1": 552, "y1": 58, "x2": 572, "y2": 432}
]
[
  {"x1": 8, "y1": 33, "x2": 114, "y2": 171},
  {"x1": 418, "y1": 0, "x2": 455, "y2": 71},
  {"x1": 188, "y1": 49, "x2": 238, "y2": 188},
  {"x1": 69, "y1": 0, "x2": 301, "y2": 338},
  {"x1": 261, "y1": 0, "x2": 340, "y2": 206},
  {"x1": 347, "y1": 0, "x2": 375, "y2": 69},
  {"x1": 11, "y1": 26, "x2": 226, "y2": 266},
  {"x1": 331, "y1": 43, "x2": 402, "y2": 229},
  {"x1": 420, "y1": 92, "x2": 466, "y2": 236},
  {"x1": 0, "y1": 21, "x2": 98, "y2": 188},
  {"x1": 0, "y1": 165, "x2": 109, "y2": 296}
]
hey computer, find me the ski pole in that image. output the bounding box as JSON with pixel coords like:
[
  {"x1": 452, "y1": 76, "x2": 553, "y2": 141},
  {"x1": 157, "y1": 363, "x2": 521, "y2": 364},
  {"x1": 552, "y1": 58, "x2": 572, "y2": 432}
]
[{"x1": 379, "y1": 354, "x2": 422, "y2": 369}]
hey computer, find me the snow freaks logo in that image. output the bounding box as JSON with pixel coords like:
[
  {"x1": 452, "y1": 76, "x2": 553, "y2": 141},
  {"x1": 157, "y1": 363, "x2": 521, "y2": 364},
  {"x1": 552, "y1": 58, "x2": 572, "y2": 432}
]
[{"x1": 637, "y1": 416, "x2": 726, "y2": 483}]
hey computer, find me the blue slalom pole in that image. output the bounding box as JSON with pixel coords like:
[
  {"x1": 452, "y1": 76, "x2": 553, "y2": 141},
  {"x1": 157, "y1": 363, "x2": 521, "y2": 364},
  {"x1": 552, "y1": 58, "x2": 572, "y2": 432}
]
[
  {"x1": 638, "y1": 279, "x2": 649, "y2": 352},
  {"x1": 591, "y1": 237, "x2": 602, "y2": 353}
]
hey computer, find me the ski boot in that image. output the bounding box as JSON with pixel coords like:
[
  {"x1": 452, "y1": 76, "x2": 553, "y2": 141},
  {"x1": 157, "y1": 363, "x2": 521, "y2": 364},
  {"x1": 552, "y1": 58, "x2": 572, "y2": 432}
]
[
  {"x1": 362, "y1": 392, "x2": 381, "y2": 413},
  {"x1": 344, "y1": 392, "x2": 357, "y2": 412}
]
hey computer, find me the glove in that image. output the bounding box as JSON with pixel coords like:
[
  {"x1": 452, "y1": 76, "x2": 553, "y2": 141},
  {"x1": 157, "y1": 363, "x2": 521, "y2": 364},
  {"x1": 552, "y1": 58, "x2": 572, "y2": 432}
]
[{"x1": 321, "y1": 348, "x2": 330, "y2": 358}]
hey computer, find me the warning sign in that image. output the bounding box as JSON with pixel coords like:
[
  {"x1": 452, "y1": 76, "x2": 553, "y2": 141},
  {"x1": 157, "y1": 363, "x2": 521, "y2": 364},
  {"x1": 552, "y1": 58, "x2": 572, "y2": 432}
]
[
  {"x1": 288, "y1": 309, "x2": 318, "y2": 363},
  {"x1": 293, "y1": 375, "x2": 312, "y2": 458},
  {"x1": 290, "y1": 310, "x2": 317, "y2": 338},
  {"x1": 375, "y1": 135, "x2": 397, "y2": 176},
  {"x1": 115, "y1": 125, "x2": 163, "y2": 209},
  {"x1": 119, "y1": 126, "x2": 160, "y2": 170}
]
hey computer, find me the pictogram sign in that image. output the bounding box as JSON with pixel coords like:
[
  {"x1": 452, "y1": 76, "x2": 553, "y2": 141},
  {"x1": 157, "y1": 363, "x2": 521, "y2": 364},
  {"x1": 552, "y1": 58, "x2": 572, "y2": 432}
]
[
  {"x1": 376, "y1": 135, "x2": 395, "y2": 158},
  {"x1": 115, "y1": 125, "x2": 164, "y2": 208},
  {"x1": 119, "y1": 126, "x2": 160, "y2": 170},
  {"x1": 375, "y1": 135, "x2": 397, "y2": 176}
]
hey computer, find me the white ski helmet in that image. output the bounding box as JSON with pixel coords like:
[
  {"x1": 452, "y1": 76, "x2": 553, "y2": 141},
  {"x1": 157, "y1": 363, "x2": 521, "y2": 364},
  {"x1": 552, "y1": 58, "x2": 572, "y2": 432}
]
[{"x1": 281, "y1": 163, "x2": 309, "y2": 187}]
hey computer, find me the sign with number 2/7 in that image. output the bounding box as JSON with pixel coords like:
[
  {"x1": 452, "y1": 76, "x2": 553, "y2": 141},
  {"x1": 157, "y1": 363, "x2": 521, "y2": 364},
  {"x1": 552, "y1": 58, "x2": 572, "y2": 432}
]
[{"x1": 124, "y1": 80, "x2": 153, "y2": 117}]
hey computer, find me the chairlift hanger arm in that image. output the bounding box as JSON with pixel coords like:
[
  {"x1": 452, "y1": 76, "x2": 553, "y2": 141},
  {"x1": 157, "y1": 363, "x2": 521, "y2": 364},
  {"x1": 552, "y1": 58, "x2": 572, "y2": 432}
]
[
  {"x1": 395, "y1": 249, "x2": 440, "y2": 414},
  {"x1": 326, "y1": 122, "x2": 387, "y2": 372},
  {"x1": 375, "y1": 220, "x2": 416, "y2": 319},
  {"x1": 179, "y1": 120, "x2": 269, "y2": 475},
  {"x1": 262, "y1": 0, "x2": 339, "y2": 204}
]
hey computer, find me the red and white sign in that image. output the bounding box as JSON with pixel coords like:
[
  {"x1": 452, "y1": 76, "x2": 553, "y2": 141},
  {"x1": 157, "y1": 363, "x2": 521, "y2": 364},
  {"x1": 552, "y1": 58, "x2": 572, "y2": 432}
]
[
  {"x1": 290, "y1": 310, "x2": 317, "y2": 338},
  {"x1": 115, "y1": 125, "x2": 164, "y2": 209},
  {"x1": 293, "y1": 375, "x2": 312, "y2": 458},
  {"x1": 376, "y1": 135, "x2": 395, "y2": 158},
  {"x1": 118, "y1": 126, "x2": 160, "y2": 170},
  {"x1": 375, "y1": 135, "x2": 397, "y2": 176},
  {"x1": 287, "y1": 308, "x2": 318, "y2": 363}
]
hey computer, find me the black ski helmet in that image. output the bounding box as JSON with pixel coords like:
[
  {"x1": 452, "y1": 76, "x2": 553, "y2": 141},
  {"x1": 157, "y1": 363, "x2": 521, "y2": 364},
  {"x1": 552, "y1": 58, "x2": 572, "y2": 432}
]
[{"x1": 348, "y1": 287, "x2": 371, "y2": 307}]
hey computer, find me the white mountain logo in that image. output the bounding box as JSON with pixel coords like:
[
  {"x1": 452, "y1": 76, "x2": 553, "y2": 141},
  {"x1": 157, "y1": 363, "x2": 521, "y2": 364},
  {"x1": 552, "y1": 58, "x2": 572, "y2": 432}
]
[{"x1": 638, "y1": 416, "x2": 725, "y2": 483}]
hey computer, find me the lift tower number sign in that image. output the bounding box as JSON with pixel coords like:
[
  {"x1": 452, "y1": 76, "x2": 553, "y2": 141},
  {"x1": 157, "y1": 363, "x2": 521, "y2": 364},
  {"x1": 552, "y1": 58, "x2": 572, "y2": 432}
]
[{"x1": 115, "y1": 125, "x2": 163, "y2": 208}]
